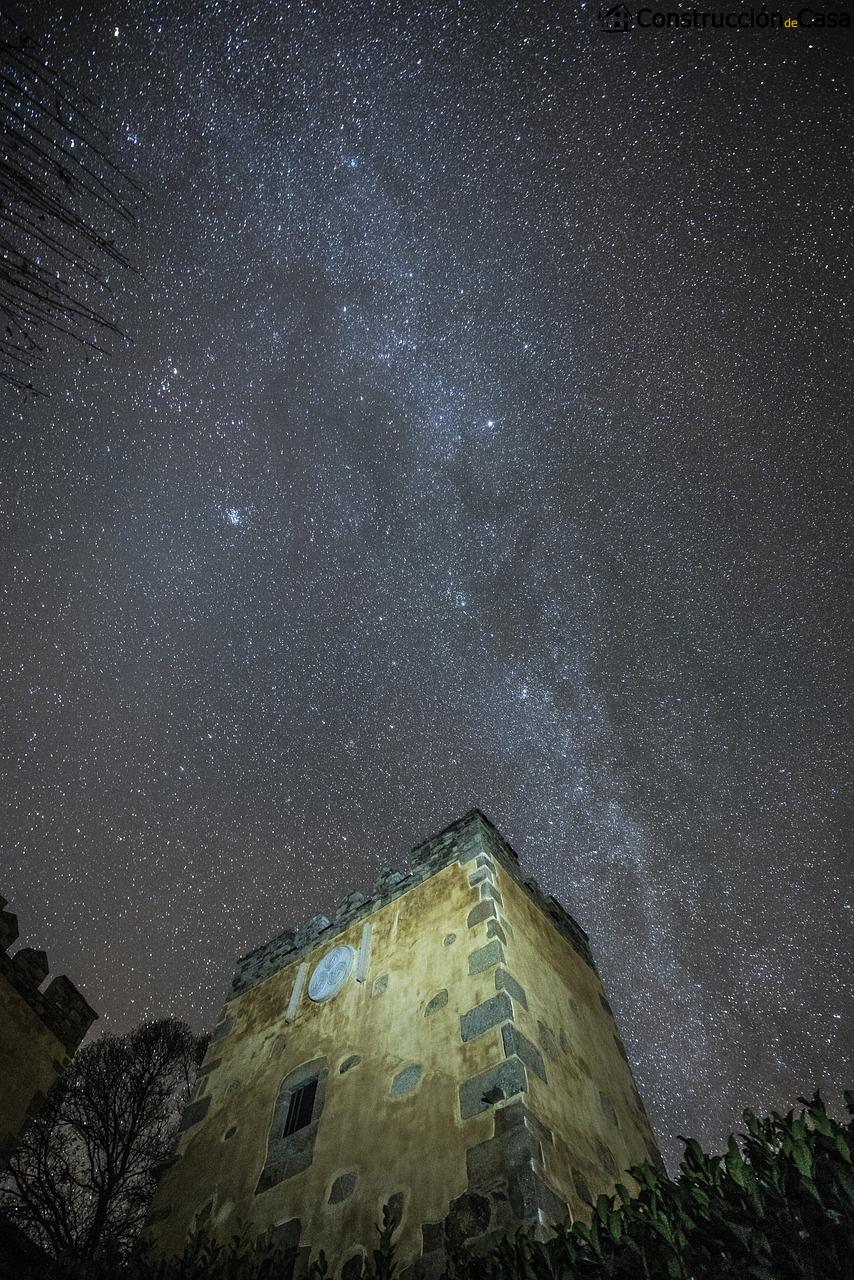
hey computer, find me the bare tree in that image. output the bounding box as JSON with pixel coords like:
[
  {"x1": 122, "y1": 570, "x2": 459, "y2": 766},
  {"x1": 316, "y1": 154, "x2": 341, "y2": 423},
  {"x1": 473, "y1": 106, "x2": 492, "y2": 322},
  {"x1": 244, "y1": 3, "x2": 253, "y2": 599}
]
[
  {"x1": 0, "y1": 11, "x2": 141, "y2": 395},
  {"x1": 0, "y1": 1019, "x2": 206, "y2": 1263}
]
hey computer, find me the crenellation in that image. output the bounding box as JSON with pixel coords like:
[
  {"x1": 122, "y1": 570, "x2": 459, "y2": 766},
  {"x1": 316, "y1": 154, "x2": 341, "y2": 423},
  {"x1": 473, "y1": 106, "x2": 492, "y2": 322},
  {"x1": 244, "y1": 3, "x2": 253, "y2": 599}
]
[
  {"x1": 0, "y1": 893, "x2": 97, "y2": 1170},
  {"x1": 0, "y1": 897, "x2": 19, "y2": 950},
  {"x1": 149, "y1": 813, "x2": 658, "y2": 1275},
  {"x1": 0, "y1": 922, "x2": 97, "y2": 1056},
  {"x1": 12, "y1": 947, "x2": 50, "y2": 989},
  {"x1": 231, "y1": 811, "x2": 594, "y2": 999}
]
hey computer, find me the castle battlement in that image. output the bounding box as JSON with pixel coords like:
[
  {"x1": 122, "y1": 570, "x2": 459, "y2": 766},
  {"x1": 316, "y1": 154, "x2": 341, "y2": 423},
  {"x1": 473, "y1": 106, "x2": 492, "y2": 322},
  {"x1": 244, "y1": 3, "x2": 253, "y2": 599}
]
[
  {"x1": 0, "y1": 896, "x2": 97, "y2": 1053},
  {"x1": 0, "y1": 894, "x2": 97, "y2": 1170},
  {"x1": 231, "y1": 811, "x2": 593, "y2": 999},
  {"x1": 149, "y1": 811, "x2": 658, "y2": 1278}
]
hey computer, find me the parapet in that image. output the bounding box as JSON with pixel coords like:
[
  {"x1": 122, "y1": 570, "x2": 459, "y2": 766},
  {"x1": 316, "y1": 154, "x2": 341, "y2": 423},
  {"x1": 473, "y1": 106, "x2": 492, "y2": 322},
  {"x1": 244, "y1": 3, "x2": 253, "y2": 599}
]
[
  {"x1": 230, "y1": 810, "x2": 594, "y2": 997},
  {"x1": 0, "y1": 896, "x2": 97, "y2": 1053}
]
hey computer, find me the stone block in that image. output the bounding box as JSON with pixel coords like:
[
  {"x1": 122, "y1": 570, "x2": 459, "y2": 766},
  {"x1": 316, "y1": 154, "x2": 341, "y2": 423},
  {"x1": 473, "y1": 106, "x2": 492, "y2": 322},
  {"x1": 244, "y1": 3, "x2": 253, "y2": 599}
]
[
  {"x1": 445, "y1": 1191, "x2": 491, "y2": 1246},
  {"x1": 196, "y1": 1056, "x2": 222, "y2": 1078},
  {"x1": 421, "y1": 1221, "x2": 444, "y2": 1252},
  {"x1": 495, "y1": 969, "x2": 528, "y2": 1009},
  {"x1": 493, "y1": 1100, "x2": 553, "y2": 1147},
  {"x1": 459, "y1": 1057, "x2": 528, "y2": 1120},
  {"x1": 486, "y1": 920, "x2": 507, "y2": 944},
  {"x1": 269, "y1": 1217, "x2": 301, "y2": 1251},
  {"x1": 341, "y1": 1253, "x2": 366, "y2": 1280},
  {"x1": 466, "y1": 899, "x2": 497, "y2": 928},
  {"x1": 424, "y1": 989, "x2": 448, "y2": 1016},
  {"x1": 594, "y1": 1137, "x2": 618, "y2": 1176},
  {"x1": 460, "y1": 992, "x2": 514, "y2": 1043},
  {"x1": 335, "y1": 890, "x2": 370, "y2": 922},
  {"x1": 295, "y1": 914, "x2": 332, "y2": 947},
  {"x1": 479, "y1": 883, "x2": 503, "y2": 906},
  {"x1": 0, "y1": 897, "x2": 19, "y2": 949},
  {"x1": 598, "y1": 1090, "x2": 619, "y2": 1128},
  {"x1": 13, "y1": 948, "x2": 49, "y2": 987},
  {"x1": 328, "y1": 1170, "x2": 357, "y2": 1203},
  {"x1": 468, "y1": 939, "x2": 505, "y2": 975},
  {"x1": 390, "y1": 1063, "x2": 422, "y2": 1096},
  {"x1": 537, "y1": 1020, "x2": 559, "y2": 1059},
  {"x1": 572, "y1": 1168, "x2": 592, "y2": 1205},
  {"x1": 501, "y1": 1025, "x2": 547, "y2": 1082},
  {"x1": 178, "y1": 1095, "x2": 211, "y2": 1132}
]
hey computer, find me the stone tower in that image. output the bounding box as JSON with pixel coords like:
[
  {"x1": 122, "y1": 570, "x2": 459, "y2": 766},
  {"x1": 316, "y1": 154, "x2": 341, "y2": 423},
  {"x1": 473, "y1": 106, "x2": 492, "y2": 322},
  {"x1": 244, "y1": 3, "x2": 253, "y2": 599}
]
[
  {"x1": 0, "y1": 895, "x2": 97, "y2": 1169},
  {"x1": 147, "y1": 811, "x2": 660, "y2": 1276}
]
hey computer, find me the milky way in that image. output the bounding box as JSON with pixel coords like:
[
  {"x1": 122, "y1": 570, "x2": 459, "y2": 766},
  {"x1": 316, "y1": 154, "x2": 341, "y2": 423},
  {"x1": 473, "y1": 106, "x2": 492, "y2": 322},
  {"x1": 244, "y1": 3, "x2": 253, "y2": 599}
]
[{"x1": 2, "y1": 0, "x2": 852, "y2": 1168}]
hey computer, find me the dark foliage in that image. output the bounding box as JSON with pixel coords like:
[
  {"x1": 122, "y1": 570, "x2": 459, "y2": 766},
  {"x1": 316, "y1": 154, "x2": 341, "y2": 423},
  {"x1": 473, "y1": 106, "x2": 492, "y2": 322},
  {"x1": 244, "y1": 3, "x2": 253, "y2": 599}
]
[
  {"x1": 445, "y1": 1091, "x2": 854, "y2": 1280},
  {"x1": 0, "y1": 11, "x2": 140, "y2": 394},
  {"x1": 4, "y1": 1090, "x2": 853, "y2": 1279},
  {"x1": 0, "y1": 1020, "x2": 206, "y2": 1264}
]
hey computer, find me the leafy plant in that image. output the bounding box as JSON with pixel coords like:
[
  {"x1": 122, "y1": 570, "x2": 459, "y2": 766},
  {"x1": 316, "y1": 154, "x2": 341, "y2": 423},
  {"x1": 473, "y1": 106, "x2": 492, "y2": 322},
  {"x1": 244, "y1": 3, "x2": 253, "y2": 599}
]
[{"x1": 5, "y1": 1094, "x2": 853, "y2": 1280}]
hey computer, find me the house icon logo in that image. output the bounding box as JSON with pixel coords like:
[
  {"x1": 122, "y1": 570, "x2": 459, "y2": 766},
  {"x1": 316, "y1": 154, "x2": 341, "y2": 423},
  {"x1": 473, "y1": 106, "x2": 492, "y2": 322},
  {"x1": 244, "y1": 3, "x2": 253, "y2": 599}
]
[{"x1": 598, "y1": 3, "x2": 634, "y2": 30}]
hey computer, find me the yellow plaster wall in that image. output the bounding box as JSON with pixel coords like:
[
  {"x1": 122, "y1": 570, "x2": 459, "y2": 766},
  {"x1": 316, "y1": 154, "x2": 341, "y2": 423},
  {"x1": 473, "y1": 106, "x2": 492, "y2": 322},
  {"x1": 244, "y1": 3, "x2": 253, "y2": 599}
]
[
  {"x1": 492, "y1": 865, "x2": 660, "y2": 1216},
  {"x1": 149, "y1": 858, "x2": 500, "y2": 1271},
  {"x1": 0, "y1": 974, "x2": 67, "y2": 1163},
  {"x1": 149, "y1": 830, "x2": 660, "y2": 1272}
]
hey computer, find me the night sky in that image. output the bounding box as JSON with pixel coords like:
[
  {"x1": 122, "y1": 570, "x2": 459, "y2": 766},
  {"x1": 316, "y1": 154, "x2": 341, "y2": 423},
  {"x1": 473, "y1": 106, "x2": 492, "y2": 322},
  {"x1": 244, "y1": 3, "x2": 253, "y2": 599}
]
[{"x1": 3, "y1": 0, "x2": 853, "y2": 1170}]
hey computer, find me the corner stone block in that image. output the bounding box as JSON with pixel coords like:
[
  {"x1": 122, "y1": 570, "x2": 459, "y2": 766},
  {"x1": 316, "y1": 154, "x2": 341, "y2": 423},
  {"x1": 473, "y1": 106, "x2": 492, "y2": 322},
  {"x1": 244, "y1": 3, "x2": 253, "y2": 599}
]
[
  {"x1": 468, "y1": 938, "x2": 505, "y2": 975},
  {"x1": 459, "y1": 1057, "x2": 529, "y2": 1120},
  {"x1": 493, "y1": 1100, "x2": 553, "y2": 1147},
  {"x1": 459, "y1": 991, "x2": 514, "y2": 1042},
  {"x1": 479, "y1": 883, "x2": 504, "y2": 906},
  {"x1": 494, "y1": 969, "x2": 528, "y2": 1010},
  {"x1": 501, "y1": 1024, "x2": 547, "y2": 1082},
  {"x1": 466, "y1": 899, "x2": 497, "y2": 928}
]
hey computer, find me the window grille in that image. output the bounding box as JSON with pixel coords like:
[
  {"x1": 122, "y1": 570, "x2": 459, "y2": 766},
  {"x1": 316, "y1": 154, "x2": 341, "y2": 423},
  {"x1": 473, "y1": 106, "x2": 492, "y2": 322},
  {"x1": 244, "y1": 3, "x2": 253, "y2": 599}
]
[{"x1": 282, "y1": 1078, "x2": 317, "y2": 1137}]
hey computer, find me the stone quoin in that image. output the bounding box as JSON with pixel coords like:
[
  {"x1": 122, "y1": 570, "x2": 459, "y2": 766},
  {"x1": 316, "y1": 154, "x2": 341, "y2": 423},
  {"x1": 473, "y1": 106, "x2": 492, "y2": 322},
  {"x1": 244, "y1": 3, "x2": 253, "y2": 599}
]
[{"x1": 145, "y1": 811, "x2": 661, "y2": 1278}]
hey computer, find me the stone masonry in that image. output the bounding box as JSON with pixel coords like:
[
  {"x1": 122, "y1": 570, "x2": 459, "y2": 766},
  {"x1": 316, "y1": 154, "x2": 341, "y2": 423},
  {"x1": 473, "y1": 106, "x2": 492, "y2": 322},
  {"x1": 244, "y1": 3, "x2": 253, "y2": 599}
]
[
  {"x1": 147, "y1": 811, "x2": 661, "y2": 1279},
  {"x1": 0, "y1": 895, "x2": 97, "y2": 1168}
]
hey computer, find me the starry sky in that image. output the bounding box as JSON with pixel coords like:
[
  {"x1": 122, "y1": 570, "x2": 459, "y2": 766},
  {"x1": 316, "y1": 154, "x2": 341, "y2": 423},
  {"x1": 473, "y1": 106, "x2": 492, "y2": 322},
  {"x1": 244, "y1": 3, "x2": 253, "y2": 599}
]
[{"x1": 2, "y1": 0, "x2": 853, "y2": 1170}]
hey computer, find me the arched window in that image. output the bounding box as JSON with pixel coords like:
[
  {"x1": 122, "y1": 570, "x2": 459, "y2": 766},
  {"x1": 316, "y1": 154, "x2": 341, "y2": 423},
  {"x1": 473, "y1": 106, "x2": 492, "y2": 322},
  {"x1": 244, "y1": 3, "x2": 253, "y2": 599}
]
[{"x1": 256, "y1": 1057, "x2": 328, "y2": 1195}]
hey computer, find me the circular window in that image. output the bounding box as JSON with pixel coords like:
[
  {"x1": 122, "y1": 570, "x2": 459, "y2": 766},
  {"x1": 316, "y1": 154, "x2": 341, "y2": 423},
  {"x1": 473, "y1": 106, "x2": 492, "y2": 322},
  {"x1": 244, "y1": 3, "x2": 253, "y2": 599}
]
[{"x1": 308, "y1": 945, "x2": 355, "y2": 1002}]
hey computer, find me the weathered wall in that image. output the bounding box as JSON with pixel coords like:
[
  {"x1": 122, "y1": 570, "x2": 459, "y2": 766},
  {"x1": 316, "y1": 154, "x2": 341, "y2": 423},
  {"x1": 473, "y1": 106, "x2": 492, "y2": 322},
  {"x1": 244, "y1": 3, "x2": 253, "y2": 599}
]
[
  {"x1": 484, "y1": 865, "x2": 661, "y2": 1218},
  {"x1": 0, "y1": 896, "x2": 97, "y2": 1168},
  {"x1": 147, "y1": 812, "x2": 660, "y2": 1278}
]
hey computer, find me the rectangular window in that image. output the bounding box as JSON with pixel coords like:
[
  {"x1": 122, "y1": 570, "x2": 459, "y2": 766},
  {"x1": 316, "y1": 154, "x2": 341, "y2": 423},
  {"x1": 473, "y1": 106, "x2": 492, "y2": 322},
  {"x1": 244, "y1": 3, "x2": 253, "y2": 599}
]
[{"x1": 282, "y1": 1078, "x2": 317, "y2": 1138}]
